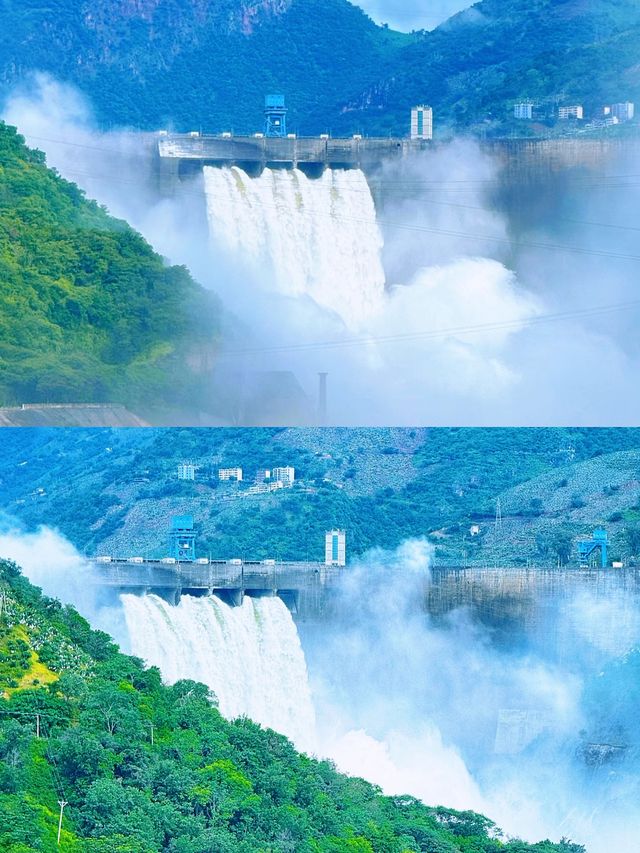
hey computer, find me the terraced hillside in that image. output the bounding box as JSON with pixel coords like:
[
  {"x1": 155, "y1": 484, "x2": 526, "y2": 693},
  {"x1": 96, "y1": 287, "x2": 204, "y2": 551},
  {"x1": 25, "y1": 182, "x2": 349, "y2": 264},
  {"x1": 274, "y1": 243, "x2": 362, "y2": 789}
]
[{"x1": 2, "y1": 428, "x2": 640, "y2": 565}]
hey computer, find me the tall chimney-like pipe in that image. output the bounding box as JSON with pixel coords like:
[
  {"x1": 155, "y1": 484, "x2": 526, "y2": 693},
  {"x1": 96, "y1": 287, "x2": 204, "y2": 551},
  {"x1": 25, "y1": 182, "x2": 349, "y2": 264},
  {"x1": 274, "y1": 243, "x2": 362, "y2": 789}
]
[{"x1": 317, "y1": 373, "x2": 328, "y2": 425}]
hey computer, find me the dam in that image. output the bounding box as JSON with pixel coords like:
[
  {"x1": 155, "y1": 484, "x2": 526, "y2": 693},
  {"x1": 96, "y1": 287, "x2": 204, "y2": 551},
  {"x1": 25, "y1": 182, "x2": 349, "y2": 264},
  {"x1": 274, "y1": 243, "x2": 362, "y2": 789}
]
[
  {"x1": 92, "y1": 552, "x2": 640, "y2": 660},
  {"x1": 157, "y1": 131, "x2": 640, "y2": 194},
  {"x1": 156, "y1": 132, "x2": 430, "y2": 190},
  {"x1": 92, "y1": 556, "x2": 339, "y2": 620}
]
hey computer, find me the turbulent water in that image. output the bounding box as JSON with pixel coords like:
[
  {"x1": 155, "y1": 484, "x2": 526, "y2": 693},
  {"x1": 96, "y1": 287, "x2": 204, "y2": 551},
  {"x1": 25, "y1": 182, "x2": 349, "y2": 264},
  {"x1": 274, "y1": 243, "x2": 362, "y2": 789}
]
[
  {"x1": 203, "y1": 165, "x2": 385, "y2": 329},
  {"x1": 121, "y1": 592, "x2": 316, "y2": 752}
]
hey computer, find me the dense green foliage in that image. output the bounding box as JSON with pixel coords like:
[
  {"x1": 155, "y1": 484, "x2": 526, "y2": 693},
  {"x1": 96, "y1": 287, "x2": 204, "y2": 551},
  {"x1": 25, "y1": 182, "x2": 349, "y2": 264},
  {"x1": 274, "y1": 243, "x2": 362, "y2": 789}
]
[
  {"x1": 0, "y1": 122, "x2": 220, "y2": 408},
  {"x1": 0, "y1": 559, "x2": 585, "y2": 852},
  {"x1": 0, "y1": 0, "x2": 407, "y2": 135},
  {"x1": 2, "y1": 427, "x2": 640, "y2": 564},
  {"x1": 340, "y1": 0, "x2": 640, "y2": 136},
  {"x1": 0, "y1": 0, "x2": 638, "y2": 136}
]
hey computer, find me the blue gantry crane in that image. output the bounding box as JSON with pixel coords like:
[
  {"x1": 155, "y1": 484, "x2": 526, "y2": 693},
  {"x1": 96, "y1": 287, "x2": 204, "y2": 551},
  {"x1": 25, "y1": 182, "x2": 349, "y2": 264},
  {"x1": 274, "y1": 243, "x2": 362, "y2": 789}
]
[{"x1": 577, "y1": 528, "x2": 608, "y2": 568}]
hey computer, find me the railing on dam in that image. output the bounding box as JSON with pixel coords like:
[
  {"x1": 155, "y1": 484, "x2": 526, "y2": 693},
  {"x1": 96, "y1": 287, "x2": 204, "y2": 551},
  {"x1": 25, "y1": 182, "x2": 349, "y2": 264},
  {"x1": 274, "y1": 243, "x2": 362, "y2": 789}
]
[
  {"x1": 156, "y1": 133, "x2": 429, "y2": 178},
  {"x1": 90, "y1": 558, "x2": 340, "y2": 592}
]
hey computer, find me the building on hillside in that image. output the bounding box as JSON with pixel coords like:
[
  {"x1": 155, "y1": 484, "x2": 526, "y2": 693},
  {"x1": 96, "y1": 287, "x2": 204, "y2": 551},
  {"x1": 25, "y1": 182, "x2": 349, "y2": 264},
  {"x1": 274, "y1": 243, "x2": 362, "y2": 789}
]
[
  {"x1": 247, "y1": 481, "x2": 284, "y2": 495},
  {"x1": 513, "y1": 102, "x2": 534, "y2": 120},
  {"x1": 605, "y1": 102, "x2": 635, "y2": 122},
  {"x1": 558, "y1": 105, "x2": 583, "y2": 120},
  {"x1": 325, "y1": 529, "x2": 346, "y2": 566},
  {"x1": 255, "y1": 469, "x2": 271, "y2": 483},
  {"x1": 410, "y1": 106, "x2": 433, "y2": 140},
  {"x1": 469, "y1": 525, "x2": 481, "y2": 537},
  {"x1": 177, "y1": 462, "x2": 197, "y2": 481},
  {"x1": 272, "y1": 466, "x2": 295, "y2": 486},
  {"x1": 219, "y1": 467, "x2": 243, "y2": 482}
]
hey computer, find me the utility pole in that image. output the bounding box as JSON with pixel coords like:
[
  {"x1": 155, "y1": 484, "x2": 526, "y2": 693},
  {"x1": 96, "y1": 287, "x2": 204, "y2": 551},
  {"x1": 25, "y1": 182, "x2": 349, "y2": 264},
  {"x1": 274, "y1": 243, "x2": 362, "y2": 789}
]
[
  {"x1": 57, "y1": 800, "x2": 68, "y2": 845},
  {"x1": 150, "y1": 723, "x2": 154, "y2": 746},
  {"x1": 36, "y1": 713, "x2": 40, "y2": 739},
  {"x1": 495, "y1": 498, "x2": 503, "y2": 532}
]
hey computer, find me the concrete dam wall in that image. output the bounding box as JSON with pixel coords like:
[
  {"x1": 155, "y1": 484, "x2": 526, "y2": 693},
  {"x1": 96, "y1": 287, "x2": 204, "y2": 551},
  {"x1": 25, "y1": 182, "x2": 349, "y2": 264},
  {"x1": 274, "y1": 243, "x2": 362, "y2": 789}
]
[
  {"x1": 157, "y1": 134, "x2": 640, "y2": 192},
  {"x1": 426, "y1": 566, "x2": 640, "y2": 662},
  {"x1": 93, "y1": 558, "x2": 640, "y2": 663}
]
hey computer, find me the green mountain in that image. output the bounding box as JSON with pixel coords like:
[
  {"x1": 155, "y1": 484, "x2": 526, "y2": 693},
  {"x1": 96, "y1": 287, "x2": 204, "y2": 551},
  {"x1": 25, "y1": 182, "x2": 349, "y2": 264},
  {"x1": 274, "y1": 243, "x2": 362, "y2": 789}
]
[
  {"x1": 1, "y1": 0, "x2": 639, "y2": 135},
  {"x1": 0, "y1": 0, "x2": 408, "y2": 134},
  {"x1": 0, "y1": 559, "x2": 584, "y2": 852},
  {"x1": 331, "y1": 0, "x2": 640, "y2": 135},
  {"x1": 0, "y1": 122, "x2": 221, "y2": 413},
  {"x1": 3, "y1": 427, "x2": 640, "y2": 566}
]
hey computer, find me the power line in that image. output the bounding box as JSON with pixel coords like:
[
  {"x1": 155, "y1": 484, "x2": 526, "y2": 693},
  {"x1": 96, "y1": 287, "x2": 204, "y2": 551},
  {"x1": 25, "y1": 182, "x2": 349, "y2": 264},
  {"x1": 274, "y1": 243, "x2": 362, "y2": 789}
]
[
  {"x1": 21, "y1": 132, "x2": 640, "y2": 187},
  {"x1": 48, "y1": 164, "x2": 640, "y2": 265},
  {"x1": 217, "y1": 298, "x2": 640, "y2": 358},
  {"x1": 15, "y1": 133, "x2": 640, "y2": 243}
]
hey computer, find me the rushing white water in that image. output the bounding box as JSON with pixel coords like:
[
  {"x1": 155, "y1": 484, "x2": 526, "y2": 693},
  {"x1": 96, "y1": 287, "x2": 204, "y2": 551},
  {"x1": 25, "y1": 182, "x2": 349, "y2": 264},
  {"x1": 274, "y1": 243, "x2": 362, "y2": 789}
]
[
  {"x1": 121, "y1": 592, "x2": 317, "y2": 752},
  {"x1": 203, "y1": 165, "x2": 385, "y2": 329}
]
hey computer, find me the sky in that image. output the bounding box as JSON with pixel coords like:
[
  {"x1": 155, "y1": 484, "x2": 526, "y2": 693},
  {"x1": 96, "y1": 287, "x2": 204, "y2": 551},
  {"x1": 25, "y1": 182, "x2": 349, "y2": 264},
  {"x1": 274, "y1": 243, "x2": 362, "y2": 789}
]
[{"x1": 355, "y1": 0, "x2": 474, "y2": 31}]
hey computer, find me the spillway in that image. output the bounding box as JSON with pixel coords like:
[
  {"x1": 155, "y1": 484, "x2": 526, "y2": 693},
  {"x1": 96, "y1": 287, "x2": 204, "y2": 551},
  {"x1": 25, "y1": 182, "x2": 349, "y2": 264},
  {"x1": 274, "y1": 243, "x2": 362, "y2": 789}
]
[
  {"x1": 121, "y1": 592, "x2": 316, "y2": 752},
  {"x1": 203, "y1": 165, "x2": 385, "y2": 329}
]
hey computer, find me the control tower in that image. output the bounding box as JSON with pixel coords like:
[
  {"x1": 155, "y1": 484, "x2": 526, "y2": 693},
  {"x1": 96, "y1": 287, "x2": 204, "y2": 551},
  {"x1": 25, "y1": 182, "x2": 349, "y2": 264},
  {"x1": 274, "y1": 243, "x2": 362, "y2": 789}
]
[
  {"x1": 170, "y1": 515, "x2": 197, "y2": 561},
  {"x1": 264, "y1": 94, "x2": 288, "y2": 138}
]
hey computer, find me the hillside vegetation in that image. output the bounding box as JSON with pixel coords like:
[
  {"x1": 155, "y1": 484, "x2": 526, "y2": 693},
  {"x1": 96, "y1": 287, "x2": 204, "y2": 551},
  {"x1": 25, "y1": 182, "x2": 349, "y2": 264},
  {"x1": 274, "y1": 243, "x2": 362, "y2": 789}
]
[
  {"x1": 0, "y1": 122, "x2": 220, "y2": 410},
  {"x1": 3, "y1": 428, "x2": 640, "y2": 566},
  {"x1": 333, "y1": 0, "x2": 640, "y2": 136},
  {"x1": 0, "y1": 559, "x2": 585, "y2": 853},
  {"x1": 0, "y1": 0, "x2": 638, "y2": 136}
]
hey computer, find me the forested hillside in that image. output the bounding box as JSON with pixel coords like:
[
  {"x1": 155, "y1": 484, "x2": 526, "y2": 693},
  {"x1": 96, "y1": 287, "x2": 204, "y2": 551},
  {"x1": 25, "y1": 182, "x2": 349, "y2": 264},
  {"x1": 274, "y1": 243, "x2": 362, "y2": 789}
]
[
  {"x1": 0, "y1": 558, "x2": 585, "y2": 852},
  {"x1": 0, "y1": 0, "x2": 638, "y2": 135},
  {"x1": 3, "y1": 427, "x2": 640, "y2": 565},
  {"x1": 0, "y1": 0, "x2": 407, "y2": 134},
  {"x1": 332, "y1": 0, "x2": 640, "y2": 135},
  {"x1": 0, "y1": 122, "x2": 220, "y2": 410}
]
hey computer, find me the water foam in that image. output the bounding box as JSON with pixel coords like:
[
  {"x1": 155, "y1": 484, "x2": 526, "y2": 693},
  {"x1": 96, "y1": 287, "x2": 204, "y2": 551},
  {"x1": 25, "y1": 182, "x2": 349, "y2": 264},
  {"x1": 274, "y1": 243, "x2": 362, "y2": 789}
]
[
  {"x1": 203, "y1": 165, "x2": 385, "y2": 329},
  {"x1": 121, "y1": 592, "x2": 316, "y2": 752}
]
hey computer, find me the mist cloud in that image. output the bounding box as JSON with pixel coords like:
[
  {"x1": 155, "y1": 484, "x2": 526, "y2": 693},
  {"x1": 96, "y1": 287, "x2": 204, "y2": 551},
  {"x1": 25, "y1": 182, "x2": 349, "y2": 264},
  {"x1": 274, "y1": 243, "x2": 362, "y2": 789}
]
[
  {"x1": 3, "y1": 74, "x2": 640, "y2": 426},
  {"x1": 304, "y1": 539, "x2": 640, "y2": 851}
]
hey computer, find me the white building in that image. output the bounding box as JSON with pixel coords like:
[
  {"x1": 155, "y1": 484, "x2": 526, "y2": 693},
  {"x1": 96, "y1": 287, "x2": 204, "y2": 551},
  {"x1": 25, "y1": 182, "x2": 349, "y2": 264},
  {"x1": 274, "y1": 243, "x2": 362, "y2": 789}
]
[
  {"x1": 256, "y1": 469, "x2": 271, "y2": 483},
  {"x1": 247, "y1": 481, "x2": 284, "y2": 495},
  {"x1": 411, "y1": 106, "x2": 433, "y2": 140},
  {"x1": 325, "y1": 529, "x2": 346, "y2": 567},
  {"x1": 608, "y1": 102, "x2": 635, "y2": 122},
  {"x1": 513, "y1": 102, "x2": 534, "y2": 120},
  {"x1": 272, "y1": 466, "x2": 295, "y2": 486},
  {"x1": 219, "y1": 467, "x2": 243, "y2": 482},
  {"x1": 177, "y1": 462, "x2": 197, "y2": 481},
  {"x1": 558, "y1": 105, "x2": 583, "y2": 120}
]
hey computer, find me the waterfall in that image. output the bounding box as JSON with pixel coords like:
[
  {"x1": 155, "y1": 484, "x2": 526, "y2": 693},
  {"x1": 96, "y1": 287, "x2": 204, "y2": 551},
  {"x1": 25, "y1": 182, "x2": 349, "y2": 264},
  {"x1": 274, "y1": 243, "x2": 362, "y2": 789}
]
[
  {"x1": 121, "y1": 593, "x2": 316, "y2": 752},
  {"x1": 203, "y1": 165, "x2": 386, "y2": 329}
]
